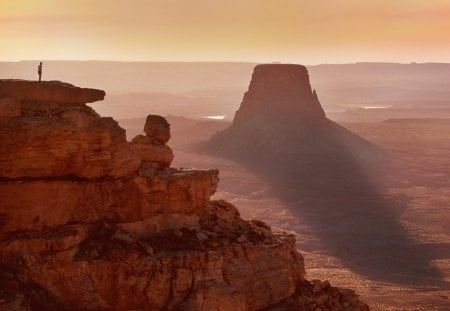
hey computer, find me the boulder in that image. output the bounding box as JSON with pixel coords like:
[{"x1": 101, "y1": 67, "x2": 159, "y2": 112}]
[
  {"x1": 132, "y1": 134, "x2": 174, "y2": 168},
  {"x1": 144, "y1": 114, "x2": 171, "y2": 144}
]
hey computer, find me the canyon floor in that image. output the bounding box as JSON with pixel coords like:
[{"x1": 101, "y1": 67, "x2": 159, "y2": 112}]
[{"x1": 119, "y1": 116, "x2": 450, "y2": 311}]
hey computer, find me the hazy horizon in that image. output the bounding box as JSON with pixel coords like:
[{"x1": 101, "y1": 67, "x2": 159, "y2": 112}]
[
  {"x1": 4, "y1": 60, "x2": 450, "y2": 65},
  {"x1": 2, "y1": 0, "x2": 450, "y2": 63},
  {"x1": 3, "y1": 61, "x2": 450, "y2": 122},
  {"x1": 2, "y1": 2, "x2": 450, "y2": 310}
]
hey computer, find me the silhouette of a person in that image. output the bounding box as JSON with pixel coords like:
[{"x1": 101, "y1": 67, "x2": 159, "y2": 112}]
[{"x1": 38, "y1": 62, "x2": 43, "y2": 82}]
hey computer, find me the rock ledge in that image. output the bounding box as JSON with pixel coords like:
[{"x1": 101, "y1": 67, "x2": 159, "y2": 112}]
[{"x1": 0, "y1": 79, "x2": 105, "y2": 104}]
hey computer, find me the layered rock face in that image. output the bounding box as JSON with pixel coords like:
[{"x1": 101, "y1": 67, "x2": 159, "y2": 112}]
[
  {"x1": 0, "y1": 79, "x2": 105, "y2": 104},
  {"x1": 131, "y1": 115, "x2": 174, "y2": 169},
  {"x1": 0, "y1": 80, "x2": 368, "y2": 310},
  {"x1": 205, "y1": 64, "x2": 382, "y2": 178},
  {"x1": 0, "y1": 80, "x2": 138, "y2": 179},
  {"x1": 233, "y1": 64, "x2": 325, "y2": 126}
]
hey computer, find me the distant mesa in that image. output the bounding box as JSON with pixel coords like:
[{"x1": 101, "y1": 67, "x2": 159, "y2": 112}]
[
  {"x1": 204, "y1": 63, "x2": 383, "y2": 175},
  {"x1": 233, "y1": 64, "x2": 325, "y2": 126}
]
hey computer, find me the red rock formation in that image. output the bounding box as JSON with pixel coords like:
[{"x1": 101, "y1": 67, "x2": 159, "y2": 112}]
[
  {"x1": 205, "y1": 64, "x2": 382, "y2": 172},
  {"x1": 0, "y1": 80, "x2": 368, "y2": 310},
  {"x1": 233, "y1": 64, "x2": 325, "y2": 126},
  {"x1": 0, "y1": 79, "x2": 105, "y2": 104},
  {"x1": 0, "y1": 116, "x2": 139, "y2": 179},
  {"x1": 0, "y1": 81, "x2": 137, "y2": 179},
  {"x1": 131, "y1": 115, "x2": 174, "y2": 169},
  {"x1": 275, "y1": 279, "x2": 370, "y2": 310},
  {"x1": 143, "y1": 114, "x2": 171, "y2": 144}
]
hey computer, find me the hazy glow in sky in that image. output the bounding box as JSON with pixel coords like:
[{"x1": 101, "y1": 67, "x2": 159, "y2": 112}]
[{"x1": 1, "y1": 0, "x2": 450, "y2": 63}]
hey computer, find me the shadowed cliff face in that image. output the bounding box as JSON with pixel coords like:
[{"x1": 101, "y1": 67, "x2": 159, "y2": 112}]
[{"x1": 203, "y1": 64, "x2": 446, "y2": 287}]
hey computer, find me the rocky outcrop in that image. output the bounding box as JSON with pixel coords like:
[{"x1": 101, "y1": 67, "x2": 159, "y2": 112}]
[
  {"x1": 0, "y1": 79, "x2": 105, "y2": 104},
  {"x1": 0, "y1": 170, "x2": 218, "y2": 238},
  {"x1": 0, "y1": 80, "x2": 368, "y2": 310},
  {"x1": 233, "y1": 64, "x2": 325, "y2": 126},
  {"x1": 0, "y1": 80, "x2": 138, "y2": 179},
  {"x1": 274, "y1": 279, "x2": 370, "y2": 310},
  {"x1": 0, "y1": 116, "x2": 139, "y2": 179},
  {"x1": 143, "y1": 115, "x2": 171, "y2": 144},
  {"x1": 204, "y1": 64, "x2": 383, "y2": 178},
  {"x1": 131, "y1": 115, "x2": 174, "y2": 169}
]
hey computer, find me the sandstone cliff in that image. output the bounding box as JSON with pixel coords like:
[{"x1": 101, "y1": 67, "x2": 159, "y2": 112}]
[{"x1": 0, "y1": 80, "x2": 368, "y2": 310}]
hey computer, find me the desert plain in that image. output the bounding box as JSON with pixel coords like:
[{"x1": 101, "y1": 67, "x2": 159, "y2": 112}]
[{"x1": 119, "y1": 113, "x2": 450, "y2": 311}]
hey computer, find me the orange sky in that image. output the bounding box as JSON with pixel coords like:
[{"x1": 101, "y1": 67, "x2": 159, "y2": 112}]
[{"x1": 1, "y1": 0, "x2": 450, "y2": 63}]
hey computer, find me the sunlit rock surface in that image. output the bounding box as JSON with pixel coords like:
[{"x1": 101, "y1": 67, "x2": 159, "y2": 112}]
[
  {"x1": 131, "y1": 115, "x2": 174, "y2": 169},
  {"x1": 0, "y1": 79, "x2": 105, "y2": 104}
]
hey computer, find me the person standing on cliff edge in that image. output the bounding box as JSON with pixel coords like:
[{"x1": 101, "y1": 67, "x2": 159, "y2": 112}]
[{"x1": 38, "y1": 62, "x2": 42, "y2": 82}]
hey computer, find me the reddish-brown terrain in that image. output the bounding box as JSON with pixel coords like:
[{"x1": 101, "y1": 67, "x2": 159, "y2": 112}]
[
  {"x1": 117, "y1": 64, "x2": 450, "y2": 310},
  {"x1": 2, "y1": 62, "x2": 450, "y2": 310},
  {"x1": 203, "y1": 64, "x2": 383, "y2": 173},
  {"x1": 121, "y1": 115, "x2": 450, "y2": 311},
  {"x1": 0, "y1": 80, "x2": 369, "y2": 310}
]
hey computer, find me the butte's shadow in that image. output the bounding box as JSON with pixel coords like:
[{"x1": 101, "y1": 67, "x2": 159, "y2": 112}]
[{"x1": 201, "y1": 119, "x2": 449, "y2": 288}]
